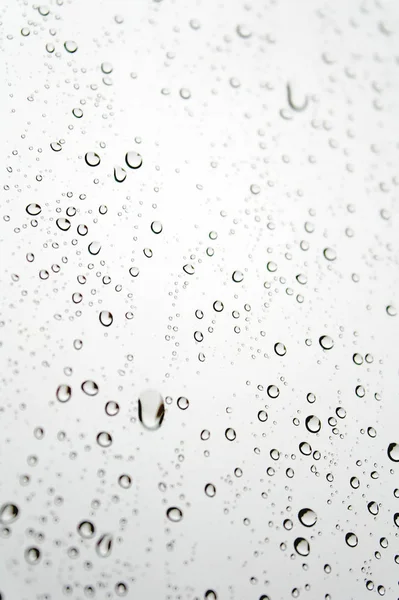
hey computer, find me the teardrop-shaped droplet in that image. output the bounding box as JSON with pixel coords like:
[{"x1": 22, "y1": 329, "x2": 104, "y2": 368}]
[
  {"x1": 114, "y1": 166, "x2": 127, "y2": 182},
  {"x1": 96, "y1": 533, "x2": 113, "y2": 557},
  {"x1": 298, "y1": 508, "x2": 317, "y2": 527},
  {"x1": 85, "y1": 152, "x2": 101, "y2": 167},
  {"x1": 88, "y1": 241, "x2": 101, "y2": 255},
  {"x1": 77, "y1": 520, "x2": 95, "y2": 538},
  {"x1": 0, "y1": 503, "x2": 19, "y2": 524},
  {"x1": 166, "y1": 507, "x2": 183, "y2": 522},
  {"x1": 125, "y1": 151, "x2": 143, "y2": 169},
  {"x1": 56, "y1": 384, "x2": 71, "y2": 403},
  {"x1": 81, "y1": 380, "x2": 99, "y2": 396},
  {"x1": 294, "y1": 537, "x2": 310, "y2": 556},
  {"x1": 138, "y1": 390, "x2": 165, "y2": 430},
  {"x1": 99, "y1": 311, "x2": 113, "y2": 327}
]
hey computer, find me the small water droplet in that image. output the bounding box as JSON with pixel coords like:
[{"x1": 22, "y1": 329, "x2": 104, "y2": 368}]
[
  {"x1": 72, "y1": 107, "x2": 83, "y2": 118},
  {"x1": 183, "y1": 264, "x2": 195, "y2": 275},
  {"x1": 294, "y1": 537, "x2": 310, "y2": 556},
  {"x1": 56, "y1": 217, "x2": 71, "y2": 231},
  {"x1": 64, "y1": 40, "x2": 78, "y2": 53},
  {"x1": 298, "y1": 508, "x2": 317, "y2": 527},
  {"x1": 213, "y1": 300, "x2": 224, "y2": 312},
  {"x1": 345, "y1": 532, "x2": 358, "y2": 547},
  {"x1": 118, "y1": 474, "x2": 132, "y2": 489},
  {"x1": 77, "y1": 520, "x2": 95, "y2": 538},
  {"x1": 274, "y1": 342, "x2": 286, "y2": 356},
  {"x1": 177, "y1": 396, "x2": 189, "y2": 410},
  {"x1": 305, "y1": 415, "x2": 321, "y2": 433},
  {"x1": 0, "y1": 503, "x2": 19, "y2": 525},
  {"x1": 96, "y1": 431, "x2": 112, "y2": 447},
  {"x1": 205, "y1": 483, "x2": 216, "y2": 497},
  {"x1": 151, "y1": 221, "x2": 163, "y2": 234},
  {"x1": 323, "y1": 247, "x2": 337, "y2": 261},
  {"x1": 386, "y1": 305, "x2": 397, "y2": 316},
  {"x1": 319, "y1": 335, "x2": 334, "y2": 350},
  {"x1": 114, "y1": 167, "x2": 127, "y2": 182},
  {"x1": 24, "y1": 546, "x2": 41, "y2": 564},
  {"x1": 105, "y1": 401, "x2": 120, "y2": 416},
  {"x1": 26, "y1": 203, "x2": 41, "y2": 216},
  {"x1": 225, "y1": 427, "x2": 236, "y2": 441},
  {"x1": 88, "y1": 241, "x2": 101, "y2": 255},
  {"x1": 232, "y1": 270, "x2": 244, "y2": 283}
]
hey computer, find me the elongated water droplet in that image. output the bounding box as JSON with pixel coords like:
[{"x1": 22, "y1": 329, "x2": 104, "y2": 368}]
[
  {"x1": 114, "y1": 166, "x2": 126, "y2": 182},
  {"x1": 138, "y1": 390, "x2": 165, "y2": 430},
  {"x1": 56, "y1": 384, "x2": 71, "y2": 403},
  {"x1": 294, "y1": 537, "x2": 310, "y2": 556},
  {"x1": 96, "y1": 533, "x2": 113, "y2": 557},
  {"x1": 387, "y1": 443, "x2": 399, "y2": 462}
]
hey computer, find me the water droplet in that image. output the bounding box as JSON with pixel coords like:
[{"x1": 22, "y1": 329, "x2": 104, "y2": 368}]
[
  {"x1": 294, "y1": 537, "x2": 310, "y2": 556},
  {"x1": 386, "y1": 305, "x2": 397, "y2": 316},
  {"x1": 232, "y1": 271, "x2": 244, "y2": 283},
  {"x1": 353, "y1": 353, "x2": 363, "y2": 365},
  {"x1": 345, "y1": 532, "x2": 358, "y2": 547},
  {"x1": 26, "y1": 203, "x2": 41, "y2": 216},
  {"x1": 96, "y1": 431, "x2": 112, "y2": 447},
  {"x1": 56, "y1": 384, "x2": 71, "y2": 403},
  {"x1": 129, "y1": 266, "x2": 140, "y2": 277},
  {"x1": 138, "y1": 390, "x2": 165, "y2": 430},
  {"x1": 99, "y1": 311, "x2": 113, "y2": 327},
  {"x1": 258, "y1": 410, "x2": 268, "y2": 422},
  {"x1": 183, "y1": 264, "x2": 195, "y2": 275},
  {"x1": 118, "y1": 474, "x2": 132, "y2": 489},
  {"x1": 236, "y1": 24, "x2": 252, "y2": 38},
  {"x1": 367, "y1": 501, "x2": 379, "y2": 515},
  {"x1": 64, "y1": 40, "x2": 78, "y2": 53},
  {"x1": 323, "y1": 247, "x2": 337, "y2": 261},
  {"x1": 0, "y1": 503, "x2": 19, "y2": 524},
  {"x1": 205, "y1": 483, "x2": 216, "y2": 497},
  {"x1": 298, "y1": 508, "x2": 317, "y2": 527},
  {"x1": 166, "y1": 507, "x2": 183, "y2": 522},
  {"x1": 72, "y1": 108, "x2": 83, "y2": 118},
  {"x1": 101, "y1": 62, "x2": 113, "y2": 74},
  {"x1": 105, "y1": 401, "x2": 120, "y2": 416},
  {"x1": 213, "y1": 300, "x2": 224, "y2": 312},
  {"x1": 179, "y1": 88, "x2": 191, "y2": 99},
  {"x1": 177, "y1": 396, "x2": 189, "y2": 410},
  {"x1": 319, "y1": 335, "x2": 334, "y2": 350},
  {"x1": 125, "y1": 151, "x2": 143, "y2": 169},
  {"x1": 114, "y1": 167, "x2": 127, "y2": 182},
  {"x1": 225, "y1": 427, "x2": 236, "y2": 441},
  {"x1": 78, "y1": 520, "x2": 95, "y2": 538},
  {"x1": 267, "y1": 385, "x2": 280, "y2": 399},
  {"x1": 299, "y1": 442, "x2": 312, "y2": 456},
  {"x1": 56, "y1": 218, "x2": 71, "y2": 231},
  {"x1": 96, "y1": 533, "x2": 113, "y2": 557},
  {"x1": 350, "y1": 476, "x2": 360, "y2": 489},
  {"x1": 274, "y1": 342, "x2": 286, "y2": 356},
  {"x1": 394, "y1": 513, "x2": 399, "y2": 527},
  {"x1": 85, "y1": 152, "x2": 101, "y2": 167},
  {"x1": 387, "y1": 443, "x2": 399, "y2": 462},
  {"x1": 24, "y1": 547, "x2": 41, "y2": 564},
  {"x1": 151, "y1": 220, "x2": 163, "y2": 234},
  {"x1": 50, "y1": 141, "x2": 62, "y2": 152},
  {"x1": 201, "y1": 429, "x2": 210, "y2": 440},
  {"x1": 88, "y1": 241, "x2": 101, "y2": 255},
  {"x1": 305, "y1": 415, "x2": 321, "y2": 433},
  {"x1": 81, "y1": 380, "x2": 99, "y2": 396},
  {"x1": 115, "y1": 582, "x2": 128, "y2": 597}
]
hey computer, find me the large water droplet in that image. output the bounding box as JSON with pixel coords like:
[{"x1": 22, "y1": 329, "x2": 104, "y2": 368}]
[
  {"x1": 294, "y1": 537, "x2": 310, "y2": 556},
  {"x1": 298, "y1": 508, "x2": 317, "y2": 527},
  {"x1": 77, "y1": 520, "x2": 96, "y2": 538},
  {"x1": 24, "y1": 546, "x2": 41, "y2": 564},
  {"x1": 305, "y1": 415, "x2": 321, "y2": 433},
  {"x1": 225, "y1": 427, "x2": 236, "y2": 441},
  {"x1": 125, "y1": 151, "x2": 143, "y2": 169},
  {"x1": 166, "y1": 507, "x2": 183, "y2": 522},
  {"x1": 345, "y1": 532, "x2": 358, "y2": 547},
  {"x1": 319, "y1": 335, "x2": 334, "y2": 350},
  {"x1": 323, "y1": 247, "x2": 337, "y2": 261},
  {"x1": 56, "y1": 384, "x2": 71, "y2": 403},
  {"x1": 56, "y1": 217, "x2": 71, "y2": 231},
  {"x1": 138, "y1": 390, "x2": 165, "y2": 430},
  {"x1": 81, "y1": 380, "x2": 99, "y2": 396},
  {"x1": 96, "y1": 533, "x2": 113, "y2": 557},
  {"x1": 99, "y1": 311, "x2": 113, "y2": 327},
  {"x1": 97, "y1": 431, "x2": 112, "y2": 447},
  {"x1": 0, "y1": 503, "x2": 19, "y2": 524},
  {"x1": 85, "y1": 152, "x2": 101, "y2": 167},
  {"x1": 387, "y1": 443, "x2": 399, "y2": 462}
]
